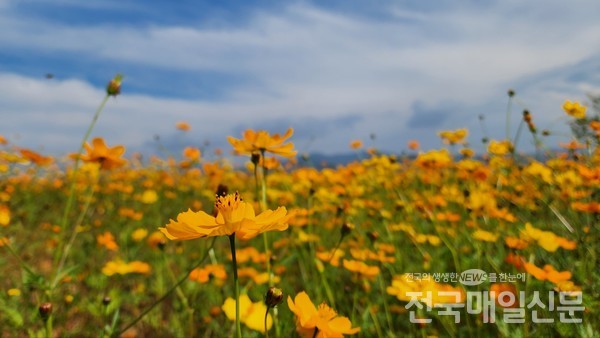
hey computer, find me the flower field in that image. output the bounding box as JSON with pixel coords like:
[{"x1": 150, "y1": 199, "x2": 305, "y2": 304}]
[{"x1": 1, "y1": 78, "x2": 599, "y2": 337}]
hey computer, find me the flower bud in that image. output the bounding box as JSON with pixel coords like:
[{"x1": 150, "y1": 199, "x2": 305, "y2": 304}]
[
  {"x1": 341, "y1": 223, "x2": 354, "y2": 238},
  {"x1": 265, "y1": 287, "x2": 283, "y2": 308},
  {"x1": 367, "y1": 231, "x2": 379, "y2": 243},
  {"x1": 106, "y1": 74, "x2": 123, "y2": 96},
  {"x1": 39, "y1": 302, "x2": 53, "y2": 321},
  {"x1": 507, "y1": 89, "x2": 515, "y2": 97},
  {"x1": 251, "y1": 152, "x2": 261, "y2": 166}
]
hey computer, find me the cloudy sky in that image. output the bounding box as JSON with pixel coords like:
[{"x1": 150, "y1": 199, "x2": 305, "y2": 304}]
[{"x1": 1, "y1": 0, "x2": 599, "y2": 158}]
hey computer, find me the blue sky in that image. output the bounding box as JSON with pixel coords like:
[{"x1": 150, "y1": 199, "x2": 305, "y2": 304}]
[{"x1": 1, "y1": 0, "x2": 599, "y2": 158}]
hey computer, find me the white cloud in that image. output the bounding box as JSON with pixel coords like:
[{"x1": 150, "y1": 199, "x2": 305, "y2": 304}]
[{"x1": 0, "y1": 1, "x2": 599, "y2": 155}]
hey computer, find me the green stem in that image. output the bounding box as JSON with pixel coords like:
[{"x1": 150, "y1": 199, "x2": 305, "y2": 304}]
[
  {"x1": 512, "y1": 118, "x2": 525, "y2": 157},
  {"x1": 264, "y1": 307, "x2": 270, "y2": 338},
  {"x1": 260, "y1": 150, "x2": 267, "y2": 210},
  {"x1": 2, "y1": 242, "x2": 36, "y2": 276},
  {"x1": 58, "y1": 94, "x2": 109, "y2": 231},
  {"x1": 229, "y1": 234, "x2": 242, "y2": 338},
  {"x1": 118, "y1": 238, "x2": 215, "y2": 334},
  {"x1": 259, "y1": 150, "x2": 273, "y2": 287},
  {"x1": 377, "y1": 273, "x2": 393, "y2": 332},
  {"x1": 506, "y1": 95, "x2": 513, "y2": 141},
  {"x1": 161, "y1": 254, "x2": 194, "y2": 336},
  {"x1": 327, "y1": 237, "x2": 343, "y2": 264},
  {"x1": 53, "y1": 94, "x2": 109, "y2": 268},
  {"x1": 44, "y1": 317, "x2": 53, "y2": 338},
  {"x1": 253, "y1": 160, "x2": 260, "y2": 204},
  {"x1": 368, "y1": 304, "x2": 383, "y2": 338},
  {"x1": 51, "y1": 174, "x2": 99, "y2": 290}
]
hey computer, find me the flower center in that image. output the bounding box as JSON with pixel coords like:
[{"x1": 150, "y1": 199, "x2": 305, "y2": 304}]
[
  {"x1": 215, "y1": 192, "x2": 242, "y2": 223},
  {"x1": 316, "y1": 303, "x2": 337, "y2": 321}
]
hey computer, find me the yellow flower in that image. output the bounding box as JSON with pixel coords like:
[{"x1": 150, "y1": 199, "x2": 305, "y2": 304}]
[
  {"x1": 386, "y1": 274, "x2": 465, "y2": 307},
  {"x1": 160, "y1": 192, "x2": 290, "y2": 241},
  {"x1": 520, "y1": 223, "x2": 576, "y2": 252},
  {"x1": 438, "y1": 128, "x2": 468, "y2": 145},
  {"x1": 227, "y1": 128, "x2": 297, "y2": 158},
  {"x1": 183, "y1": 146, "x2": 201, "y2": 160},
  {"x1": 0, "y1": 205, "x2": 10, "y2": 226},
  {"x1": 102, "y1": 259, "x2": 151, "y2": 276},
  {"x1": 131, "y1": 228, "x2": 148, "y2": 242},
  {"x1": 7, "y1": 288, "x2": 21, "y2": 297},
  {"x1": 79, "y1": 137, "x2": 126, "y2": 170},
  {"x1": 472, "y1": 229, "x2": 499, "y2": 242},
  {"x1": 222, "y1": 294, "x2": 272, "y2": 333},
  {"x1": 562, "y1": 100, "x2": 586, "y2": 119},
  {"x1": 140, "y1": 189, "x2": 158, "y2": 204},
  {"x1": 488, "y1": 140, "x2": 513, "y2": 156},
  {"x1": 288, "y1": 291, "x2": 360, "y2": 338},
  {"x1": 414, "y1": 149, "x2": 453, "y2": 169}
]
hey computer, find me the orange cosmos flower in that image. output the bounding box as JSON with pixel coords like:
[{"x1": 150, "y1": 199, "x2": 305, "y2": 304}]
[
  {"x1": 504, "y1": 236, "x2": 529, "y2": 250},
  {"x1": 159, "y1": 192, "x2": 290, "y2": 241},
  {"x1": 349, "y1": 140, "x2": 363, "y2": 149},
  {"x1": 183, "y1": 147, "x2": 201, "y2": 160},
  {"x1": 524, "y1": 262, "x2": 572, "y2": 284},
  {"x1": 490, "y1": 283, "x2": 519, "y2": 308},
  {"x1": 19, "y1": 149, "x2": 53, "y2": 166},
  {"x1": 505, "y1": 253, "x2": 526, "y2": 271},
  {"x1": 176, "y1": 121, "x2": 191, "y2": 131},
  {"x1": 342, "y1": 259, "x2": 380, "y2": 279},
  {"x1": 97, "y1": 231, "x2": 119, "y2": 251},
  {"x1": 571, "y1": 201, "x2": 600, "y2": 213},
  {"x1": 288, "y1": 291, "x2": 360, "y2": 338},
  {"x1": 227, "y1": 128, "x2": 297, "y2": 158},
  {"x1": 189, "y1": 264, "x2": 227, "y2": 284},
  {"x1": 559, "y1": 140, "x2": 586, "y2": 150},
  {"x1": 590, "y1": 121, "x2": 600, "y2": 133},
  {"x1": 408, "y1": 140, "x2": 420, "y2": 150},
  {"x1": 79, "y1": 137, "x2": 126, "y2": 170}
]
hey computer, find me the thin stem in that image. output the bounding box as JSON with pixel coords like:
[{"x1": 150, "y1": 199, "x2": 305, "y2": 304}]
[
  {"x1": 54, "y1": 94, "x2": 109, "y2": 268},
  {"x1": 512, "y1": 118, "x2": 525, "y2": 157},
  {"x1": 260, "y1": 150, "x2": 267, "y2": 210},
  {"x1": 51, "y1": 174, "x2": 99, "y2": 290},
  {"x1": 327, "y1": 237, "x2": 343, "y2": 264},
  {"x1": 2, "y1": 242, "x2": 37, "y2": 276},
  {"x1": 506, "y1": 95, "x2": 513, "y2": 141},
  {"x1": 253, "y1": 160, "x2": 260, "y2": 204},
  {"x1": 58, "y1": 94, "x2": 109, "y2": 231},
  {"x1": 264, "y1": 307, "x2": 270, "y2": 338},
  {"x1": 259, "y1": 150, "x2": 273, "y2": 287},
  {"x1": 118, "y1": 238, "x2": 216, "y2": 334},
  {"x1": 44, "y1": 317, "x2": 53, "y2": 338},
  {"x1": 229, "y1": 234, "x2": 242, "y2": 338}
]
